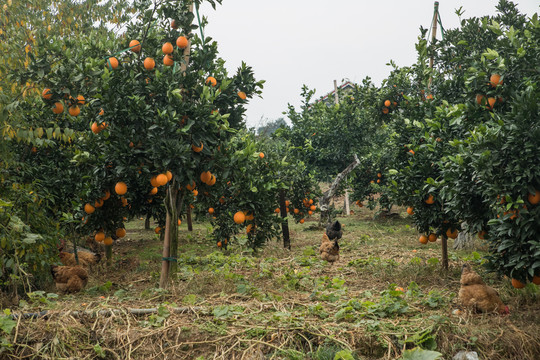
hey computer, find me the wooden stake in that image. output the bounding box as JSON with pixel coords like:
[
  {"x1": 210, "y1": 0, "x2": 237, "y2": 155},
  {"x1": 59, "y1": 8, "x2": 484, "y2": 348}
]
[
  {"x1": 428, "y1": 1, "x2": 439, "y2": 88},
  {"x1": 280, "y1": 189, "x2": 290, "y2": 250},
  {"x1": 159, "y1": 209, "x2": 172, "y2": 288},
  {"x1": 334, "y1": 80, "x2": 350, "y2": 217}
]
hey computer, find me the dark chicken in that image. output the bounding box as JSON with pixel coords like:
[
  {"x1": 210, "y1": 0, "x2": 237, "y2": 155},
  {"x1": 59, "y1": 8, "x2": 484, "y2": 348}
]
[{"x1": 319, "y1": 221, "x2": 342, "y2": 264}]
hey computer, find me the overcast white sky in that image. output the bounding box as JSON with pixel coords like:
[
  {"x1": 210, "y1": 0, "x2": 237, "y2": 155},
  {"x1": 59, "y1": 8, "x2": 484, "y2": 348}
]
[{"x1": 199, "y1": 1, "x2": 539, "y2": 129}]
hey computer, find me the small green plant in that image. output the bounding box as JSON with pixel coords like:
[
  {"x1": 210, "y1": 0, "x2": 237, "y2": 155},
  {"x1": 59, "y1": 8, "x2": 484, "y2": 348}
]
[{"x1": 140, "y1": 304, "x2": 171, "y2": 328}]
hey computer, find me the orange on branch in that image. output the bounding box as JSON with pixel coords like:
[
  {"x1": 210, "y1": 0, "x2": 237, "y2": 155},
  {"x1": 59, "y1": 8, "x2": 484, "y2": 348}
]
[
  {"x1": 206, "y1": 76, "x2": 217, "y2": 87},
  {"x1": 129, "y1": 39, "x2": 141, "y2": 52},
  {"x1": 95, "y1": 232, "x2": 105, "y2": 242},
  {"x1": 163, "y1": 54, "x2": 174, "y2": 66},
  {"x1": 156, "y1": 174, "x2": 168, "y2": 186},
  {"x1": 84, "y1": 203, "x2": 95, "y2": 214},
  {"x1": 233, "y1": 211, "x2": 246, "y2": 224},
  {"x1": 116, "y1": 228, "x2": 126, "y2": 238},
  {"x1": 176, "y1": 36, "x2": 188, "y2": 49},
  {"x1": 52, "y1": 102, "x2": 64, "y2": 114},
  {"x1": 162, "y1": 42, "x2": 173, "y2": 54},
  {"x1": 419, "y1": 234, "x2": 429, "y2": 244},
  {"x1": 144, "y1": 57, "x2": 155, "y2": 70},
  {"x1": 238, "y1": 91, "x2": 247, "y2": 100},
  {"x1": 384, "y1": 100, "x2": 391, "y2": 107},
  {"x1": 107, "y1": 57, "x2": 119, "y2": 69},
  {"x1": 68, "y1": 105, "x2": 80, "y2": 116},
  {"x1": 104, "y1": 237, "x2": 113, "y2": 246},
  {"x1": 490, "y1": 74, "x2": 501, "y2": 87},
  {"x1": 42, "y1": 88, "x2": 53, "y2": 100},
  {"x1": 115, "y1": 182, "x2": 127, "y2": 195}
]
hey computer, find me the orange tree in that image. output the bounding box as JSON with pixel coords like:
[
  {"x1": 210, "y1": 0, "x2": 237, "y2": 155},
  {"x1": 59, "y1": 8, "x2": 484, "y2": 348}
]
[
  {"x1": 12, "y1": 0, "x2": 263, "y2": 285},
  {"x1": 0, "y1": 0, "x2": 135, "y2": 290},
  {"x1": 280, "y1": 81, "x2": 385, "y2": 220},
  {"x1": 192, "y1": 131, "x2": 320, "y2": 250},
  {"x1": 434, "y1": 2, "x2": 540, "y2": 285},
  {"x1": 386, "y1": 0, "x2": 540, "y2": 279}
]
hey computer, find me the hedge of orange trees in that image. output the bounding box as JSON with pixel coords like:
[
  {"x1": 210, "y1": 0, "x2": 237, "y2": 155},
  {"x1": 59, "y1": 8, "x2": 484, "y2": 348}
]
[{"x1": 384, "y1": 1, "x2": 540, "y2": 284}]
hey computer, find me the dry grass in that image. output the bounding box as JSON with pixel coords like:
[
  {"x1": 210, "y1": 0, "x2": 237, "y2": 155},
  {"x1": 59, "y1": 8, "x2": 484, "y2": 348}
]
[{"x1": 2, "y1": 205, "x2": 539, "y2": 359}]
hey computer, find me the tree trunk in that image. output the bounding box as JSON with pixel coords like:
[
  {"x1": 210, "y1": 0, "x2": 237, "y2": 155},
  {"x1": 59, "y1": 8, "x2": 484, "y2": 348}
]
[
  {"x1": 105, "y1": 244, "x2": 112, "y2": 267},
  {"x1": 144, "y1": 213, "x2": 150, "y2": 230},
  {"x1": 169, "y1": 189, "x2": 185, "y2": 275},
  {"x1": 453, "y1": 228, "x2": 476, "y2": 250},
  {"x1": 319, "y1": 154, "x2": 360, "y2": 226},
  {"x1": 159, "y1": 207, "x2": 172, "y2": 288},
  {"x1": 279, "y1": 189, "x2": 290, "y2": 250},
  {"x1": 186, "y1": 205, "x2": 193, "y2": 232},
  {"x1": 441, "y1": 234, "x2": 449, "y2": 271}
]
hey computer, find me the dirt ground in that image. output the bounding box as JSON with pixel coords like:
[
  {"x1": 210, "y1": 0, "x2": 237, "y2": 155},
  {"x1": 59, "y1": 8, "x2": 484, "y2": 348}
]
[{"x1": 2, "y1": 204, "x2": 539, "y2": 359}]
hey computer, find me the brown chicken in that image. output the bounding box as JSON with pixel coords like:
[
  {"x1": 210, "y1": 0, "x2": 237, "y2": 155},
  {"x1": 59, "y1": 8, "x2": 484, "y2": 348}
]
[
  {"x1": 58, "y1": 239, "x2": 101, "y2": 269},
  {"x1": 319, "y1": 221, "x2": 342, "y2": 264},
  {"x1": 51, "y1": 265, "x2": 89, "y2": 293},
  {"x1": 59, "y1": 250, "x2": 101, "y2": 269},
  {"x1": 458, "y1": 263, "x2": 509, "y2": 314}
]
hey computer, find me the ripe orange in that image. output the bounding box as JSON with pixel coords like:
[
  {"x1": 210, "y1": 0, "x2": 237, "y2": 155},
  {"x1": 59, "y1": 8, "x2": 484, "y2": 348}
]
[
  {"x1": 446, "y1": 228, "x2": 458, "y2": 239},
  {"x1": 115, "y1": 181, "x2": 127, "y2": 195},
  {"x1": 206, "y1": 76, "x2": 217, "y2": 87},
  {"x1": 419, "y1": 234, "x2": 429, "y2": 244},
  {"x1": 409, "y1": 149, "x2": 415, "y2": 155},
  {"x1": 511, "y1": 278, "x2": 525, "y2": 289},
  {"x1": 192, "y1": 189, "x2": 198, "y2": 196},
  {"x1": 99, "y1": 108, "x2": 104, "y2": 116},
  {"x1": 104, "y1": 237, "x2": 113, "y2": 246},
  {"x1": 162, "y1": 42, "x2": 173, "y2": 54},
  {"x1": 52, "y1": 102, "x2": 64, "y2": 114},
  {"x1": 528, "y1": 189, "x2": 540, "y2": 205},
  {"x1": 186, "y1": 181, "x2": 196, "y2": 191},
  {"x1": 238, "y1": 91, "x2": 247, "y2": 100},
  {"x1": 406, "y1": 207, "x2": 414, "y2": 215},
  {"x1": 178, "y1": 219, "x2": 182, "y2": 226},
  {"x1": 121, "y1": 197, "x2": 128, "y2": 207},
  {"x1": 426, "y1": 94, "x2": 434, "y2": 100},
  {"x1": 107, "y1": 57, "x2": 119, "y2": 69},
  {"x1": 377, "y1": 173, "x2": 382, "y2": 178},
  {"x1": 176, "y1": 36, "x2": 188, "y2": 49},
  {"x1": 166, "y1": 170, "x2": 173, "y2": 181},
  {"x1": 75, "y1": 95, "x2": 85, "y2": 105},
  {"x1": 149, "y1": 187, "x2": 158, "y2": 195},
  {"x1": 259, "y1": 152, "x2": 264, "y2": 159},
  {"x1": 156, "y1": 174, "x2": 168, "y2": 186},
  {"x1": 425, "y1": 194, "x2": 434, "y2": 204},
  {"x1": 233, "y1": 211, "x2": 246, "y2": 224},
  {"x1": 428, "y1": 233, "x2": 437, "y2": 242},
  {"x1": 91, "y1": 122, "x2": 101, "y2": 134},
  {"x1": 94, "y1": 198, "x2": 104, "y2": 208},
  {"x1": 217, "y1": 241, "x2": 222, "y2": 248},
  {"x1": 129, "y1": 39, "x2": 141, "y2": 53},
  {"x1": 192, "y1": 142, "x2": 203, "y2": 153},
  {"x1": 95, "y1": 232, "x2": 105, "y2": 242},
  {"x1": 487, "y1": 97, "x2": 496, "y2": 109},
  {"x1": 163, "y1": 54, "x2": 174, "y2": 66},
  {"x1": 201, "y1": 171, "x2": 212, "y2": 184},
  {"x1": 294, "y1": 208, "x2": 299, "y2": 214},
  {"x1": 490, "y1": 74, "x2": 501, "y2": 87},
  {"x1": 299, "y1": 219, "x2": 305, "y2": 224},
  {"x1": 154, "y1": 227, "x2": 161, "y2": 234},
  {"x1": 42, "y1": 88, "x2": 52, "y2": 99},
  {"x1": 208, "y1": 207, "x2": 215, "y2": 214},
  {"x1": 384, "y1": 100, "x2": 391, "y2": 107},
  {"x1": 309, "y1": 199, "x2": 314, "y2": 204},
  {"x1": 84, "y1": 203, "x2": 95, "y2": 214},
  {"x1": 208, "y1": 175, "x2": 216, "y2": 186},
  {"x1": 144, "y1": 57, "x2": 155, "y2": 70},
  {"x1": 308, "y1": 210, "x2": 313, "y2": 215},
  {"x1": 116, "y1": 228, "x2": 126, "y2": 238},
  {"x1": 68, "y1": 105, "x2": 80, "y2": 116},
  {"x1": 310, "y1": 205, "x2": 316, "y2": 211},
  {"x1": 274, "y1": 208, "x2": 280, "y2": 213},
  {"x1": 532, "y1": 276, "x2": 540, "y2": 285},
  {"x1": 382, "y1": 107, "x2": 389, "y2": 114},
  {"x1": 285, "y1": 200, "x2": 290, "y2": 207},
  {"x1": 150, "y1": 176, "x2": 160, "y2": 187},
  {"x1": 476, "y1": 94, "x2": 485, "y2": 105},
  {"x1": 377, "y1": 179, "x2": 381, "y2": 183}
]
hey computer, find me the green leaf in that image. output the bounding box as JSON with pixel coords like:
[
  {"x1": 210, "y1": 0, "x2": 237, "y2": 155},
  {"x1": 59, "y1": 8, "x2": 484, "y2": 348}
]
[
  {"x1": 400, "y1": 347, "x2": 442, "y2": 360},
  {"x1": 334, "y1": 350, "x2": 355, "y2": 360}
]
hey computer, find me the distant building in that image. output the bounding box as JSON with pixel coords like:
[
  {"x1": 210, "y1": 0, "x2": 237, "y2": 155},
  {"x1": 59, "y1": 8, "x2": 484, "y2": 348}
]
[{"x1": 316, "y1": 81, "x2": 356, "y2": 106}]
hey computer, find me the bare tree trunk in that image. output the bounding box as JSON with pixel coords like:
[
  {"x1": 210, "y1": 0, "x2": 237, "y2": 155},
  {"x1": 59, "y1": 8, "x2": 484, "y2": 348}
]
[
  {"x1": 279, "y1": 190, "x2": 290, "y2": 250},
  {"x1": 159, "y1": 209, "x2": 172, "y2": 288},
  {"x1": 441, "y1": 234, "x2": 449, "y2": 271},
  {"x1": 144, "y1": 213, "x2": 150, "y2": 230},
  {"x1": 319, "y1": 154, "x2": 360, "y2": 226},
  {"x1": 453, "y1": 230, "x2": 476, "y2": 250}
]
